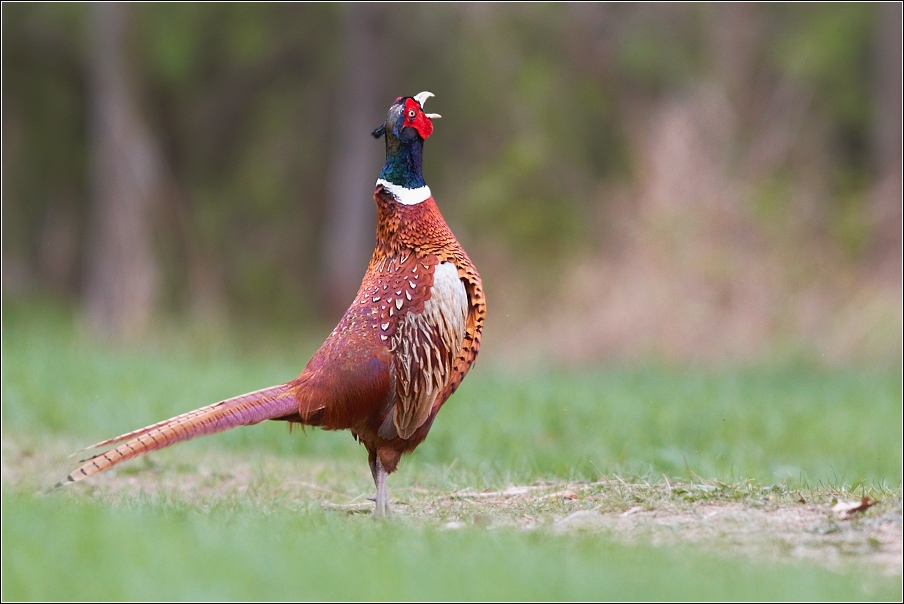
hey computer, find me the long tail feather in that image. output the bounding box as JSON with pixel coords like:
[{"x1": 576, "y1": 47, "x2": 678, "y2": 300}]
[{"x1": 60, "y1": 383, "x2": 296, "y2": 486}]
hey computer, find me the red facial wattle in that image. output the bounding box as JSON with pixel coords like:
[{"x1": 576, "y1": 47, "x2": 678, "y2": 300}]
[{"x1": 403, "y1": 97, "x2": 434, "y2": 140}]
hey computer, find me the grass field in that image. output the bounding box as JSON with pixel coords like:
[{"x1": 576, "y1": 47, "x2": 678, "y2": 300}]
[{"x1": 2, "y1": 301, "x2": 902, "y2": 600}]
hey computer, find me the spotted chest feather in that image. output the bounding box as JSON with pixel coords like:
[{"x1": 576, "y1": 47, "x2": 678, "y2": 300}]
[{"x1": 355, "y1": 252, "x2": 438, "y2": 341}]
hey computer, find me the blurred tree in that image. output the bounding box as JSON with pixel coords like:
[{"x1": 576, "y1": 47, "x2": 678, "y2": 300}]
[
  {"x1": 132, "y1": 4, "x2": 338, "y2": 324},
  {"x1": 83, "y1": 3, "x2": 163, "y2": 339},
  {"x1": 320, "y1": 3, "x2": 387, "y2": 319},
  {"x1": 2, "y1": 4, "x2": 87, "y2": 294},
  {"x1": 873, "y1": 3, "x2": 903, "y2": 178},
  {"x1": 870, "y1": 2, "x2": 902, "y2": 276},
  {"x1": 2, "y1": 4, "x2": 899, "y2": 362}
]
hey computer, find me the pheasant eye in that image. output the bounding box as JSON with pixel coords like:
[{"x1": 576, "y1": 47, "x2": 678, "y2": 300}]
[{"x1": 407, "y1": 109, "x2": 416, "y2": 119}]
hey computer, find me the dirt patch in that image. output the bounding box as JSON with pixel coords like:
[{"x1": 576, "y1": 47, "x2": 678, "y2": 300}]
[
  {"x1": 549, "y1": 500, "x2": 902, "y2": 577},
  {"x1": 393, "y1": 482, "x2": 902, "y2": 577}
]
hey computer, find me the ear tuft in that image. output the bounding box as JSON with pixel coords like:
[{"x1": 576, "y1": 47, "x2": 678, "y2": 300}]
[{"x1": 371, "y1": 125, "x2": 386, "y2": 139}]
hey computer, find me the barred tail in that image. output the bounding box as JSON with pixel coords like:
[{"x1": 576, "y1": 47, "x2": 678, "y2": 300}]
[{"x1": 60, "y1": 383, "x2": 297, "y2": 485}]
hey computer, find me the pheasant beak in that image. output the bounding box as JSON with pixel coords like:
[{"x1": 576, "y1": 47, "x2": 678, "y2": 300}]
[
  {"x1": 413, "y1": 91, "x2": 434, "y2": 107},
  {"x1": 413, "y1": 92, "x2": 440, "y2": 119}
]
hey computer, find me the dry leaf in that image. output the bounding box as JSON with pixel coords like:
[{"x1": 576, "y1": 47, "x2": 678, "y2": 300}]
[{"x1": 831, "y1": 496, "x2": 876, "y2": 518}]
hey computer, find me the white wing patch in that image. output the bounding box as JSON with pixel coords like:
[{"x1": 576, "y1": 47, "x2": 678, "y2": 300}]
[{"x1": 387, "y1": 261, "x2": 467, "y2": 439}]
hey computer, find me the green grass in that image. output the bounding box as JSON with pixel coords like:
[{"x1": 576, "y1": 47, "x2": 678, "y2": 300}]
[
  {"x1": 2, "y1": 300, "x2": 902, "y2": 600},
  {"x1": 3, "y1": 493, "x2": 899, "y2": 601},
  {"x1": 3, "y1": 301, "x2": 900, "y2": 486}
]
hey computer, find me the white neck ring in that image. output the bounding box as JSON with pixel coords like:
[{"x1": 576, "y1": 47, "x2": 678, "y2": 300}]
[{"x1": 377, "y1": 179, "x2": 431, "y2": 205}]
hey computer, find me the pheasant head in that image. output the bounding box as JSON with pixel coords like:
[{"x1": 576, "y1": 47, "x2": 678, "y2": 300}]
[{"x1": 372, "y1": 92, "x2": 441, "y2": 199}]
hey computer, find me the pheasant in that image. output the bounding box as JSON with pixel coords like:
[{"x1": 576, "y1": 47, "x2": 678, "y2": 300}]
[{"x1": 61, "y1": 91, "x2": 486, "y2": 518}]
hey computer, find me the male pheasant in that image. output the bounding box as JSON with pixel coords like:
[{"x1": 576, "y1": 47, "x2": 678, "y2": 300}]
[{"x1": 62, "y1": 92, "x2": 486, "y2": 517}]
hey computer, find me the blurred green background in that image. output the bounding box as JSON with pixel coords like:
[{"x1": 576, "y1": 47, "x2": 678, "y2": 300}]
[
  {"x1": 3, "y1": 5, "x2": 903, "y2": 600},
  {"x1": 3, "y1": 3, "x2": 900, "y2": 365}
]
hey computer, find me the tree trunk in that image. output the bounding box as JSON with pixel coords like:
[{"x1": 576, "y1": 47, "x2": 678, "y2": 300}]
[
  {"x1": 320, "y1": 4, "x2": 387, "y2": 320},
  {"x1": 83, "y1": 3, "x2": 161, "y2": 339},
  {"x1": 869, "y1": 2, "x2": 902, "y2": 276},
  {"x1": 873, "y1": 3, "x2": 903, "y2": 179}
]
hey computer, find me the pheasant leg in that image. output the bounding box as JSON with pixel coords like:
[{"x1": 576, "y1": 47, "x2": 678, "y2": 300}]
[{"x1": 369, "y1": 453, "x2": 390, "y2": 519}]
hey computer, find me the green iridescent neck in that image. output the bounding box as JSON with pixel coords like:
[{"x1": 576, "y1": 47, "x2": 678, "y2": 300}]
[{"x1": 379, "y1": 135, "x2": 426, "y2": 189}]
